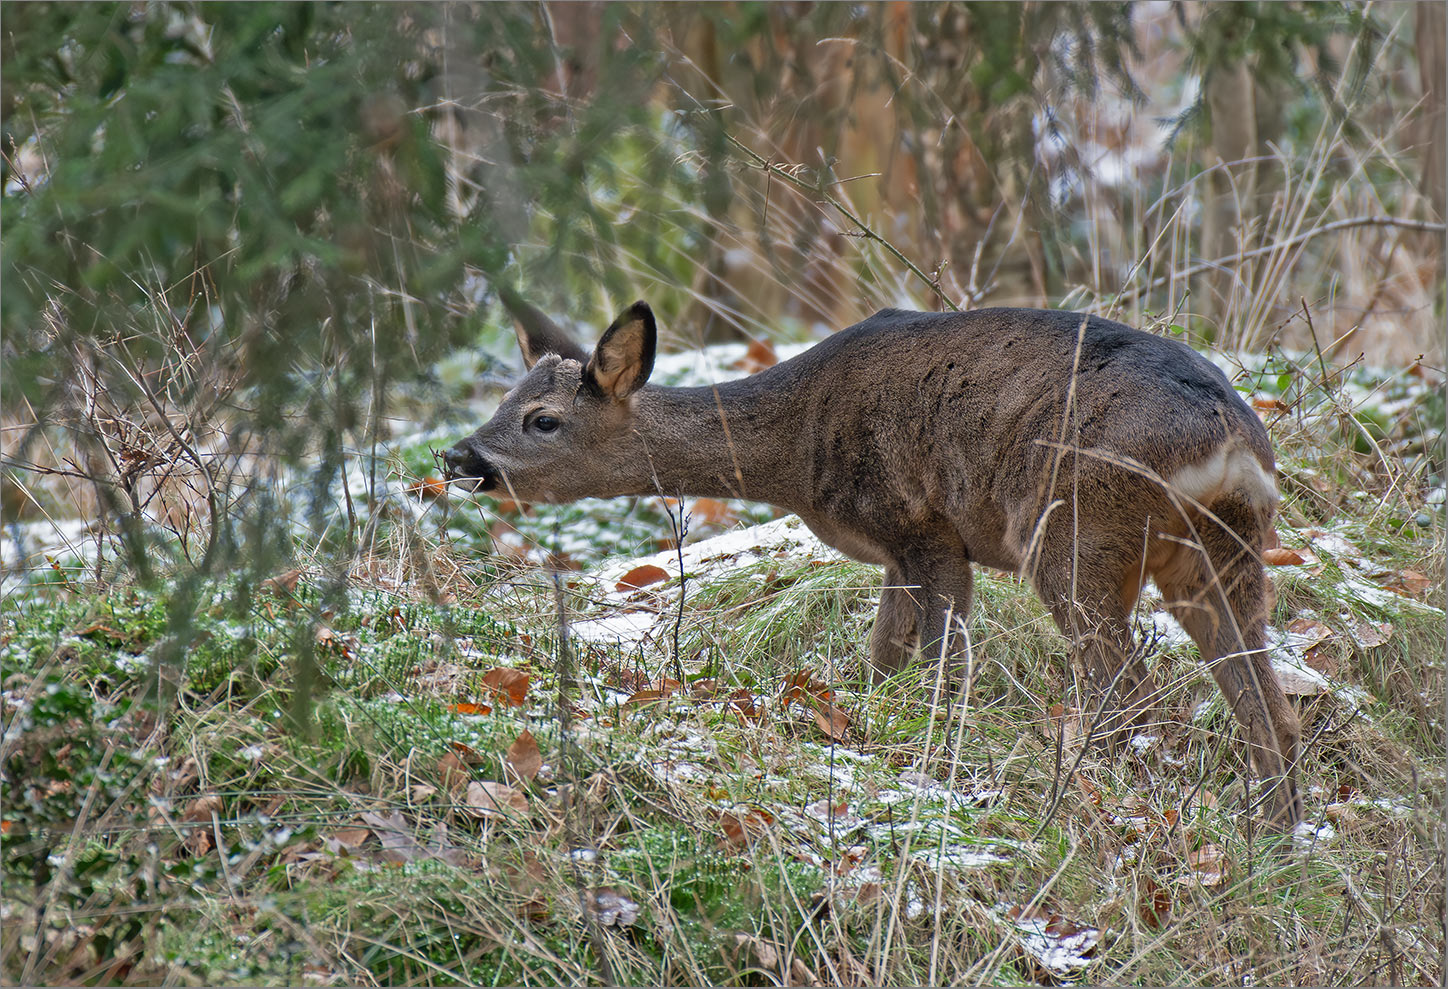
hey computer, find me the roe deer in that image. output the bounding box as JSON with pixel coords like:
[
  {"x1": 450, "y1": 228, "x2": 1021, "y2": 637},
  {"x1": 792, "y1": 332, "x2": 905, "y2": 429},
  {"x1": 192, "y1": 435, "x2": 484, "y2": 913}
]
[{"x1": 443, "y1": 298, "x2": 1303, "y2": 832}]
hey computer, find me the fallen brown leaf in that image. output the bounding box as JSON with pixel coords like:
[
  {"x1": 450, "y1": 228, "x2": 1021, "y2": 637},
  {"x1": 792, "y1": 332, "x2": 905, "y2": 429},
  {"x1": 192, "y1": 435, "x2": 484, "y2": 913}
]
[
  {"x1": 734, "y1": 337, "x2": 778, "y2": 373},
  {"x1": 505, "y1": 729, "x2": 543, "y2": 782},
  {"x1": 407, "y1": 475, "x2": 448, "y2": 501},
  {"x1": 1139, "y1": 877, "x2": 1172, "y2": 929},
  {"x1": 332, "y1": 825, "x2": 372, "y2": 849},
  {"x1": 805, "y1": 797, "x2": 850, "y2": 821},
  {"x1": 1381, "y1": 569, "x2": 1432, "y2": 598},
  {"x1": 1263, "y1": 547, "x2": 1307, "y2": 566},
  {"x1": 727, "y1": 688, "x2": 758, "y2": 721},
  {"x1": 719, "y1": 807, "x2": 774, "y2": 849},
  {"x1": 359, "y1": 810, "x2": 424, "y2": 864},
  {"x1": 436, "y1": 751, "x2": 472, "y2": 793},
  {"x1": 812, "y1": 700, "x2": 850, "y2": 742},
  {"x1": 616, "y1": 564, "x2": 670, "y2": 592},
  {"x1": 586, "y1": 888, "x2": 640, "y2": 927},
  {"x1": 448, "y1": 740, "x2": 485, "y2": 764},
  {"x1": 261, "y1": 568, "x2": 302, "y2": 596},
  {"x1": 182, "y1": 793, "x2": 224, "y2": 824},
  {"x1": 732, "y1": 932, "x2": 780, "y2": 970},
  {"x1": 464, "y1": 780, "x2": 529, "y2": 821},
  {"x1": 481, "y1": 667, "x2": 531, "y2": 706},
  {"x1": 624, "y1": 688, "x2": 671, "y2": 709},
  {"x1": 690, "y1": 497, "x2": 738, "y2": 527},
  {"x1": 1185, "y1": 844, "x2": 1230, "y2": 888},
  {"x1": 1352, "y1": 621, "x2": 1394, "y2": 648}
]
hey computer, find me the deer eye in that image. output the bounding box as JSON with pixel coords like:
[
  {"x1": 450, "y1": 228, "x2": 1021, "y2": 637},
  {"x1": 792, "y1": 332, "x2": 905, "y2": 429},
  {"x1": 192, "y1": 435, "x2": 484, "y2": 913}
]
[{"x1": 530, "y1": 414, "x2": 561, "y2": 433}]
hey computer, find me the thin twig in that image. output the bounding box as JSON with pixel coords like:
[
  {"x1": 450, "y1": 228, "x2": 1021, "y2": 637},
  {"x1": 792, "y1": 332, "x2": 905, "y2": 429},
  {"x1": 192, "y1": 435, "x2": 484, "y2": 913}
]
[
  {"x1": 726, "y1": 135, "x2": 961, "y2": 311},
  {"x1": 1113, "y1": 215, "x2": 1446, "y2": 304}
]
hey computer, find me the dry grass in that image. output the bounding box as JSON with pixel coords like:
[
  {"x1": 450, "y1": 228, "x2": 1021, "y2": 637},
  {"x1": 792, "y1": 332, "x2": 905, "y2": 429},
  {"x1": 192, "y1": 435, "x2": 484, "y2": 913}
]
[{"x1": 2, "y1": 6, "x2": 1443, "y2": 987}]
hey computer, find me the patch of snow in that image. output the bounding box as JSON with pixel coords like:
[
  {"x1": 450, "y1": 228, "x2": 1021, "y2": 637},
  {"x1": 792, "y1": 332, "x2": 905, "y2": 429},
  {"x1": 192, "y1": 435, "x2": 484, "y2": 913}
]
[
  {"x1": 1293, "y1": 819, "x2": 1336, "y2": 853},
  {"x1": 1147, "y1": 610, "x2": 1193, "y2": 650},
  {"x1": 1267, "y1": 648, "x2": 1331, "y2": 697},
  {"x1": 998, "y1": 906, "x2": 1100, "y2": 978},
  {"x1": 568, "y1": 610, "x2": 659, "y2": 646},
  {"x1": 918, "y1": 845, "x2": 1012, "y2": 870},
  {"x1": 1305, "y1": 530, "x2": 1367, "y2": 564},
  {"x1": 1339, "y1": 576, "x2": 1442, "y2": 615},
  {"x1": 651, "y1": 342, "x2": 817, "y2": 388}
]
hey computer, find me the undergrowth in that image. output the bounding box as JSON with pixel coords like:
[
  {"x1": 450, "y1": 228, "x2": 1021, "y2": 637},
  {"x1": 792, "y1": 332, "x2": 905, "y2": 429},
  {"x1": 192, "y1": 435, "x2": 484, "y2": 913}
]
[{"x1": 2, "y1": 436, "x2": 1443, "y2": 985}]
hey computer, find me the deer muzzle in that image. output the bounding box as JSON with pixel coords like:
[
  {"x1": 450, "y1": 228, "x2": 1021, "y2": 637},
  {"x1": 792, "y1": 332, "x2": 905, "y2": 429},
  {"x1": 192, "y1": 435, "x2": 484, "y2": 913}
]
[{"x1": 442, "y1": 443, "x2": 500, "y2": 493}]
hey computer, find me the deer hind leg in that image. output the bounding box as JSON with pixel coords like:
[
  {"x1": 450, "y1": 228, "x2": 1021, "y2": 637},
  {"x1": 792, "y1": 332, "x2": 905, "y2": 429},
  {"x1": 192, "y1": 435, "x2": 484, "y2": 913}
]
[{"x1": 1154, "y1": 496, "x2": 1303, "y2": 832}]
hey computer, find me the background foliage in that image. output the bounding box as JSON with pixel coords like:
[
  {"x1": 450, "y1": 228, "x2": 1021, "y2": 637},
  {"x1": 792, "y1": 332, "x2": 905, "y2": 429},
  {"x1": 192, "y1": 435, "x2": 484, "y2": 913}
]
[{"x1": 1, "y1": 2, "x2": 1443, "y2": 985}]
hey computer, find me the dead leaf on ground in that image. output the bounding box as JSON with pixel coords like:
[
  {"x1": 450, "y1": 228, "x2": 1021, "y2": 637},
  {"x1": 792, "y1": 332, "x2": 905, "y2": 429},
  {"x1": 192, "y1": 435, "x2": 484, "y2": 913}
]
[
  {"x1": 448, "y1": 701, "x2": 492, "y2": 716},
  {"x1": 1304, "y1": 646, "x2": 1337, "y2": 676},
  {"x1": 1139, "y1": 877, "x2": 1172, "y2": 929},
  {"x1": 779, "y1": 670, "x2": 833, "y2": 708},
  {"x1": 358, "y1": 810, "x2": 473, "y2": 867},
  {"x1": 1263, "y1": 547, "x2": 1308, "y2": 566},
  {"x1": 359, "y1": 810, "x2": 424, "y2": 864},
  {"x1": 690, "y1": 497, "x2": 738, "y2": 527},
  {"x1": 734, "y1": 337, "x2": 778, "y2": 373},
  {"x1": 436, "y1": 751, "x2": 472, "y2": 793},
  {"x1": 464, "y1": 780, "x2": 529, "y2": 821},
  {"x1": 261, "y1": 568, "x2": 302, "y2": 597},
  {"x1": 789, "y1": 957, "x2": 823, "y2": 987},
  {"x1": 1184, "y1": 844, "x2": 1230, "y2": 888},
  {"x1": 727, "y1": 688, "x2": 759, "y2": 721},
  {"x1": 625, "y1": 688, "x2": 671, "y2": 709},
  {"x1": 1351, "y1": 621, "x2": 1394, "y2": 648},
  {"x1": 182, "y1": 793, "x2": 223, "y2": 823},
  {"x1": 812, "y1": 700, "x2": 850, "y2": 742},
  {"x1": 407, "y1": 475, "x2": 448, "y2": 501},
  {"x1": 314, "y1": 625, "x2": 355, "y2": 658},
  {"x1": 616, "y1": 564, "x2": 670, "y2": 592},
  {"x1": 481, "y1": 667, "x2": 531, "y2": 706},
  {"x1": 1287, "y1": 618, "x2": 1334, "y2": 647},
  {"x1": 719, "y1": 806, "x2": 774, "y2": 849},
  {"x1": 732, "y1": 932, "x2": 780, "y2": 970},
  {"x1": 586, "y1": 888, "x2": 640, "y2": 927},
  {"x1": 1380, "y1": 569, "x2": 1432, "y2": 598},
  {"x1": 331, "y1": 825, "x2": 373, "y2": 850},
  {"x1": 505, "y1": 729, "x2": 542, "y2": 782},
  {"x1": 448, "y1": 740, "x2": 485, "y2": 764},
  {"x1": 805, "y1": 797, "x2": 850, "y2": 821}
]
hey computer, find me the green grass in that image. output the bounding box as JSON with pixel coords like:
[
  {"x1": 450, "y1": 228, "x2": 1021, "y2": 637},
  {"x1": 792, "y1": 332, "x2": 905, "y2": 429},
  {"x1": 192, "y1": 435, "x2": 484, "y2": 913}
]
[
  {"x1": 3, "y1": 349, "x2": 1444, "y2": 986},
  {"x1": 4, "y1": 481, "x2": 1442, "y2": 985}
]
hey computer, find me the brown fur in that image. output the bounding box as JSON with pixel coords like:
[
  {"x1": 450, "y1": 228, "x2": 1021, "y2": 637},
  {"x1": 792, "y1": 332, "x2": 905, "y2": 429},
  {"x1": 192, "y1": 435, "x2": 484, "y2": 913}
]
[{"x1": 446, "y1": 301, "x2": 1303, "y2": 831}]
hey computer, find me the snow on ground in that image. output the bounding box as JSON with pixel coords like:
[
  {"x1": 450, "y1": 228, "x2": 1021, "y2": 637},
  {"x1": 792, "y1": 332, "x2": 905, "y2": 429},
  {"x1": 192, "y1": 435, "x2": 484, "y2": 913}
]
[{"x1": 568, "y1": 515, "x2": 835, "y2": 646}]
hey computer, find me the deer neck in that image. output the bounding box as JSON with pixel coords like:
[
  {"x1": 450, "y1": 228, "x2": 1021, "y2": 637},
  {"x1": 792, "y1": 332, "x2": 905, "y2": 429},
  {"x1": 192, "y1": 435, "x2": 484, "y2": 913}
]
[{"x1": 627, "y1": 377, "x2": 804, "y2": 508}]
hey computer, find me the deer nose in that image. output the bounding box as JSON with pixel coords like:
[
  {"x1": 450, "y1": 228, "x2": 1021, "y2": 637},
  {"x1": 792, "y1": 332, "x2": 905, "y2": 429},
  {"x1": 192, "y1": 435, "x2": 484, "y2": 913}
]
[
  {"x1": 441, "y1": 443, "x2": 498, "y2": 491},
  {"x1": 442, "y1": 444, "x2": 476, "y2": 479}
]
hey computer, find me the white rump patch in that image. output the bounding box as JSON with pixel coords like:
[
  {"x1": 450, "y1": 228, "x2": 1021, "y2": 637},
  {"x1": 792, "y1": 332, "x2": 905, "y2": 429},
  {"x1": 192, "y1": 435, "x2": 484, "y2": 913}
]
[{"x1": 1166, "y1": 442, "x2": 1278, "y2": 510}]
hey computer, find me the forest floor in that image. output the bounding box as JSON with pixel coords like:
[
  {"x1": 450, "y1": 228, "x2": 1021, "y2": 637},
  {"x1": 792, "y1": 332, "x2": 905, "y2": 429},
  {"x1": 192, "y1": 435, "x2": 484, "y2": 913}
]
[{"x1": 2, "y1": 343, "x2": 1443, "y2": 986}]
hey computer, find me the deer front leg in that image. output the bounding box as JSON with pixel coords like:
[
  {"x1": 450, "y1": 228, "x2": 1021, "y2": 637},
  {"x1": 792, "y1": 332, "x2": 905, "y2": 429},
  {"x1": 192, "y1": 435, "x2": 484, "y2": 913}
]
[
  {"x1": 869, "y1": 561, "x2": 975, "y2": 685},
  {"x1": 869, "y1": 567, "x2": 916, "y2": 682}
]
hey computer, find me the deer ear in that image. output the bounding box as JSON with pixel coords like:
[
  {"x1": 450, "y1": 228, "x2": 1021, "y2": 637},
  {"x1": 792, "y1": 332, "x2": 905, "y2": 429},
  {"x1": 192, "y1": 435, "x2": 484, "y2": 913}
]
[
  {"x1": 498, "y1": 285, "x2": 588, "y2": 368},
  {"x1": 585, "y1": 301, "x2": 656, "y2": 400}
]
